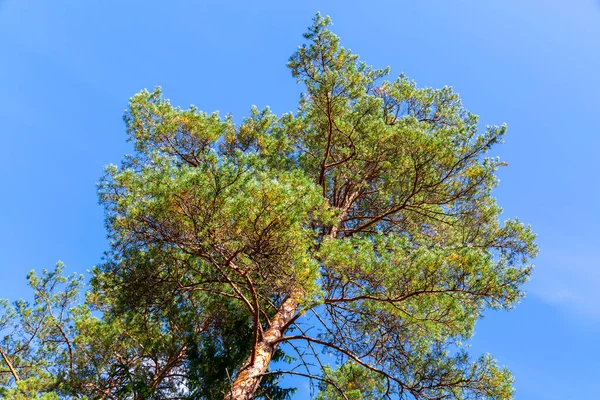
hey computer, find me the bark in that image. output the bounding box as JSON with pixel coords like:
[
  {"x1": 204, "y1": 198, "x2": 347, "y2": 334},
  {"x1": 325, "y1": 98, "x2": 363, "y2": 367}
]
[
  {"x1": 224, "y1": 295, "x2": 299, "y2": 400},
  {"x1": 0, "y1": 347, "x2": 19, "y2": 382}
]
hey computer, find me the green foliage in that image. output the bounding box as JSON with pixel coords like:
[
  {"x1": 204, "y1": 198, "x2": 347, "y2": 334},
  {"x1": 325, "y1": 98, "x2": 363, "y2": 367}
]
[
  {"x1": 0, "y1": 264, "x2": 82, "y2": 398},
  {"x1": 1, "y1": 13, "x2": 536, "y2": 399},
  {"x1": 187, "y1": 300, "x2": 295, "y2": 399},
  {"x1": 316, "y1": 362, "x2": 387, "y2": 400}
]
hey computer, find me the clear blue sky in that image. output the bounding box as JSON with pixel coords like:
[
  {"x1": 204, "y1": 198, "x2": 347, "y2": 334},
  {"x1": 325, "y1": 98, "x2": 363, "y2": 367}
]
[{"x1": 1, "y1": 1, "x2": 599, "y2": 398}]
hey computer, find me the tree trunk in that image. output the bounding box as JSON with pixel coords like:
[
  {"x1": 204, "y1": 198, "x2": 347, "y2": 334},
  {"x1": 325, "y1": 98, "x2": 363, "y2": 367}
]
[
  {"x1": 224, "y1": 296, "x2": 299, "y2": 400},
  {"x1": 0, "y1": 347, "x2": 19, "y2": 382}
]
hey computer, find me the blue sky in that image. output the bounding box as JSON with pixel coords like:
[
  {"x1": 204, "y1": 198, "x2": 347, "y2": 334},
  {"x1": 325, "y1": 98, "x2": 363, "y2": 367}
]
[{"x1": 1, "y1": 0, "x2": 599, "y2": 398}]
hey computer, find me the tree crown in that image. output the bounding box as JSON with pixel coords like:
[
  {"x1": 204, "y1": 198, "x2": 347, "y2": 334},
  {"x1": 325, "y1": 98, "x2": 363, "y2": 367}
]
[{"x1": 1, "y1": 14, "x2": 536, "y2": 400}]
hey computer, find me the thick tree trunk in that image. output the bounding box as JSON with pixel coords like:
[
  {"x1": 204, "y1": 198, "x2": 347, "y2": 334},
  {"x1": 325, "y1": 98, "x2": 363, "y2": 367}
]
[{"x1": 224, "y1": 296, "x2": 299, "y2": 400}]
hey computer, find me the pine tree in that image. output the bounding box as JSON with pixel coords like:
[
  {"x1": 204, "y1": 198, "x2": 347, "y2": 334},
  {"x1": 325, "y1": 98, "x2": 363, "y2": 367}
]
[{"x1": 1, "y1": 14, "x2": 536, "y2": 400}]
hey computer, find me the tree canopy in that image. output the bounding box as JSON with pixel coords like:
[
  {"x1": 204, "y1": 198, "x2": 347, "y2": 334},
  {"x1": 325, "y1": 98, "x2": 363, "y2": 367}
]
[{"x1": 0, "y1": 14, "x2": 536, "y2": 400}]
